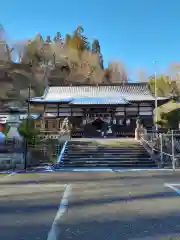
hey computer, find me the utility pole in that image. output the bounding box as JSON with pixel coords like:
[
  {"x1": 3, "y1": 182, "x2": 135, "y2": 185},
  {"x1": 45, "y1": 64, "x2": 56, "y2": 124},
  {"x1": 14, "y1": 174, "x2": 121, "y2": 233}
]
[
  {"x1": 24, "y1": 84, "x2": 31, "y2": 170},
  {"x1": 154, "y1": 61, "x2": 158, "y2": 132}
]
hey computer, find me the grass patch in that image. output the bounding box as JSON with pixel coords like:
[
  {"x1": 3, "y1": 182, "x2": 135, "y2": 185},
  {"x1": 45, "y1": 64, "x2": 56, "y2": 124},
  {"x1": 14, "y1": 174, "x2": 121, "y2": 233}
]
[
  {"x1": 16, "y1": 172, "x2": 56, "y2": 177},
  {"x1": 17, "y1": 173, "x2": 43, "y2": 177},
  {"x1": 0, "y1": 174, "x2": 8, "y2": 177}
]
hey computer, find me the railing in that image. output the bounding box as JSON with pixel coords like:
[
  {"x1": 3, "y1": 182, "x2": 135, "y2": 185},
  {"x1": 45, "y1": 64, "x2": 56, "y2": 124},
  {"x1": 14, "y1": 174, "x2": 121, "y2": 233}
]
[{"x1": 140, "y1": 130, "x2": 180, "y2": 170}]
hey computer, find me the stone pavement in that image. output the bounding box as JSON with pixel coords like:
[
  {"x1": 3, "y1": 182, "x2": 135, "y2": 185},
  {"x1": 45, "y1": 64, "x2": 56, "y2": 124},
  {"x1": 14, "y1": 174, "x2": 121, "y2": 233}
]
[{"x1": 1, "y1": 171, "x2": 180, "y2": 239}]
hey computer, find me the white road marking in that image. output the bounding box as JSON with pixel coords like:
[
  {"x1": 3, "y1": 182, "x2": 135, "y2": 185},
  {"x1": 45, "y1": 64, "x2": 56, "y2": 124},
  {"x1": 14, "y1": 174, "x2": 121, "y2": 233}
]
[
  {"x1": 164, "y1": 183, "x2": 180, "y2": 195},
  {"x1": 47, "y1": 184, "x2": 72, "y2": 240},
  {"x1": 165, "y1": 183, "x2": 180, "y2": 187}
]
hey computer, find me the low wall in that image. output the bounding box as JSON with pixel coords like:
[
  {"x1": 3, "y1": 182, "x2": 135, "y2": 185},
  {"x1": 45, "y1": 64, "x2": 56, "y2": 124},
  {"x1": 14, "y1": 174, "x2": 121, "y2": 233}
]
[{"x1": 0, "y1": 153, "x2": 24, "y2": 170}]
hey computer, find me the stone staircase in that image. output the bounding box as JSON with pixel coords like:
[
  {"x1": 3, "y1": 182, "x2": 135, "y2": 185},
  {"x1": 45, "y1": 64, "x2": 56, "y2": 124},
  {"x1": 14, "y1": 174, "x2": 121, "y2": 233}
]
[{"x1": 59, "y1": 139, "x2": 158, "y2": 168}]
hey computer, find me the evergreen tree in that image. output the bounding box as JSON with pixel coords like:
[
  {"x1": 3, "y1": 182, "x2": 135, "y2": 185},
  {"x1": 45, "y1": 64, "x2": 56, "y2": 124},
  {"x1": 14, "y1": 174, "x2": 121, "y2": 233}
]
[
  {"x1": 92, "y1": 39, "x2": 103, "y2": 69},
  {"x1": 67, "y1": 26, "x2": 90, "y2": 52},
  {"x1": 148, "y1": 75, "x2": 179, "y2": 97},
  {"x1": 92, "y1": 39, "x2": 101, "y2": 53}
]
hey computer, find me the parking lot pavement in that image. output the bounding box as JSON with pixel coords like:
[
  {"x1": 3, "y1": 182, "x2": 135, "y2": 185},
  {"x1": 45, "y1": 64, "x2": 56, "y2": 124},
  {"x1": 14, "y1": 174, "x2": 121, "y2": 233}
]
[
  {"x1": 0, "y1": 176, "x2": 66, "y2": 240},
  {"x1": 53, "y1": 170, "x2": 180, "y2": 240},
  {"x1": 2, "y1": 171, "x2": 180, "y2": 240}
]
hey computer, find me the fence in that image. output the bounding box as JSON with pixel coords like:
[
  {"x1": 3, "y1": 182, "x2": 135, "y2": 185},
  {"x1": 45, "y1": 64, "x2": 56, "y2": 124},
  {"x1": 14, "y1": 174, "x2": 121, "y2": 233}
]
[
  {"x1": 140, "y1": 130, "x2": 180, "y2": 169},
  {"x1": 0, "y1": 135, "x2": 68, "y2": 171}
]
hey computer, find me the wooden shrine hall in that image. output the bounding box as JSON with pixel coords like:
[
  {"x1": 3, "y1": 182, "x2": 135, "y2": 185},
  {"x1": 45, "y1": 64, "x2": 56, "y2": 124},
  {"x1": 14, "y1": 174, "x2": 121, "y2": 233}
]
[{"x1": 28, "y1": 83, "x2": 169, "y2": 138}]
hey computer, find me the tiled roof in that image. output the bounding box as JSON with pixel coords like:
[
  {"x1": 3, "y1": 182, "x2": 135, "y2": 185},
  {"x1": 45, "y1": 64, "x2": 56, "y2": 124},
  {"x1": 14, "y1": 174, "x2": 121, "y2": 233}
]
[
  {"x1": 29, "y1": 83, "x2": 169, "y2": 104},
  {"x1": 46, "y1": 84, "x2": 149, "y2": 100}
]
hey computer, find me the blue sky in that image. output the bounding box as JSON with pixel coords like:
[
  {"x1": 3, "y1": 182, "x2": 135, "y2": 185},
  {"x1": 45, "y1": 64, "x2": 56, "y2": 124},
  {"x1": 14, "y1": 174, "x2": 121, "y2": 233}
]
[{"x1": 1, "y1": 0, "x2": 180, "y2": 81}]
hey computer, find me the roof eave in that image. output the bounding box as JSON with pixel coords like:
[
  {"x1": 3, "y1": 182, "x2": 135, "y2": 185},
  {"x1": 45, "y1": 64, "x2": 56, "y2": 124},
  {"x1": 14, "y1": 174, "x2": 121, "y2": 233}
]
[{"x1": 27, "y1": 97, "x2": 72, "y2": 104}]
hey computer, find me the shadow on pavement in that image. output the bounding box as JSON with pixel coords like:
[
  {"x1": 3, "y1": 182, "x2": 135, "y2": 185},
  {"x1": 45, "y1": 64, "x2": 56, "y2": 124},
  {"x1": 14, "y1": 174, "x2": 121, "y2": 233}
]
[
  {"x1": 0, "y1": 223, "x2": 51, "y2": 240},
  {"x1": 1, "y1": 171, "x2": 180, "y2": 186},
  {"x1": 53, "y1": 213, "x2": 180, "y2": 240},
  {"x1": 0, "y1": 190, "x2": 177, "y2": 215}
]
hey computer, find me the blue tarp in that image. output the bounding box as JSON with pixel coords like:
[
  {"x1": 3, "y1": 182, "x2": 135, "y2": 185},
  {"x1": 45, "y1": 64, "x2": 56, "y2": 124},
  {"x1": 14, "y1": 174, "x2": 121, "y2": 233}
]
[
  {"x1": 0, "y1": 132, "x2": 5, "y2": 138},
  {"x1": 29, "y1": 97, "x2": 72, "y2": 103},
  {"x1": 29, "y1": 97, "x2": 129, "y2": 105},
  {"x1": 71, "y1": 97, "x2": 129, "y2": 105}
]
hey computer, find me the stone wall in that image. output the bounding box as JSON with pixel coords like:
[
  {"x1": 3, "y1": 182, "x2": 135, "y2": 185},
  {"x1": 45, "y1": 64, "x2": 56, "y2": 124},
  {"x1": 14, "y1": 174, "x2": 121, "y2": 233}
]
[{"x1": 0, "y1": 153, "x2": 24, "y2": 170}]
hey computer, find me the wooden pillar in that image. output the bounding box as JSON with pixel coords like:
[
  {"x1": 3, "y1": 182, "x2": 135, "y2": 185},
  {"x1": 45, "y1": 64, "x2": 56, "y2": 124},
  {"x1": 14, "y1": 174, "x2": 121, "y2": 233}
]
[
  {"x1": 70, "y1": 105, "x2": 72, "y2": 118},
  {"x1": 40, "y1": 118, "x2": 44, "y2": 130},
  {"x1": 113, "y1": 107, "x2": 116, "y2": 119},
  {"x1": 43, "y1": 104, "x2": 47, "y2": 120},
  {"x1": 151, "y1": 102, "x2": 154, "y2": 117},
  {"x1": 84, "y1": 108, "x2": 87, "y2": 124},
  {"x1": 57, "y1": 103, "x2": 60, "y2": 117},
  {"x1": 47, "y1": 119, "x2": 51, "y2": 130},
  {"x1": 124, "y1": 104, "x2": 126, "y2": 120},
  {"x1": 56, "y1": 118, "x2": 59, "y2": 131},
  {"x1": 137, "y1": 103, "x2": 140, "y2": 116}
]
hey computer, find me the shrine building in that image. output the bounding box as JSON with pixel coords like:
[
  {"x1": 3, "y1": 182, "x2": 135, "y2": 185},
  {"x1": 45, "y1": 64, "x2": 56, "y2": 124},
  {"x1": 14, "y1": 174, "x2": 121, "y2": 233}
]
[{"x1": 28, "y1": 83, "x2": 169, "y2": 138}]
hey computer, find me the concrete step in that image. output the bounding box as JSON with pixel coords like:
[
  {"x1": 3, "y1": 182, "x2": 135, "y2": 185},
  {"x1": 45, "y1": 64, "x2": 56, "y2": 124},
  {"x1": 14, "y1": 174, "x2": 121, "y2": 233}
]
[
  {"x1": 62, "y1": 158, "x2": 152, "y2": 163},
  {"x1": 61, "y1": 163, "x2": 157, "y2": 168},
  {"x1": 62, "y1": 154, "x2": 150, "y2": 160},
  {"x1": 67, "y1": 142, "x2": 141, "y2": 146},
  {"x1": 61, "y1": 141, "x2": 157, "y2": 169},
  {"x1": 66, "y1": 146, "x2": 145, "y2": 151},
  {"x1": 64, "y1": 152, "x2": 149, "y2": 156},
  {"x1": 67, "y1": 146, "x2": 145, "y2": 149},
  {"x1": 62, "y1": 160, "x2": 154, "y2": 164},
  {"x1": 65, "y1": 149, "x2": 146, "y2": 153}
]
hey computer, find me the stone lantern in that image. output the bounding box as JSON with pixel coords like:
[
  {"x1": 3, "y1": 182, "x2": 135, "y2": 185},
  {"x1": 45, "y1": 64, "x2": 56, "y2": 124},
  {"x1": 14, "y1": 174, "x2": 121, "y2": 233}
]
[{"x1": 6, "y1": 107, "x2": 25, "y2": 140}]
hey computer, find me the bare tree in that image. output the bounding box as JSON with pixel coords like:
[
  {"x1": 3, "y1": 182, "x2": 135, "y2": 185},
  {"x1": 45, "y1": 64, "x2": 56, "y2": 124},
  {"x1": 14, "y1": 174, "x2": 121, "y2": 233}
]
[
  {"x1": 104, "y1": 60, "x2": 128, "y2": 83},
  {"x1": 29, "y1": 35, "x2": 57, "y2": 87},
  {"x1": 0, "y1": 24, "x2": 7, "y2": 41},
  {"x1": 0, "y1": 24, "x2": 14, "y2": 67},
  {"x1": 169, "y1": 62, "x2": 180, "y2": 81},
  {"x1": 136, "y1": 68, "x2": 148, "y2": 82},
  {"x1": 13, "y1": 40, "x2": 29, "y2": 62}
]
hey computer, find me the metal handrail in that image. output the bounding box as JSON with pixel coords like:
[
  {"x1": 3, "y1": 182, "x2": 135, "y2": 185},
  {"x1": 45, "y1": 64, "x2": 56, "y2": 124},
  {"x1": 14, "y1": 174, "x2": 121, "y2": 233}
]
[
  {"x1": 140, "y1": 136, "x2": 173, "y2": 157},
  {"x1": 140, "y1": 132, "x2": 180, "y2": 170}
]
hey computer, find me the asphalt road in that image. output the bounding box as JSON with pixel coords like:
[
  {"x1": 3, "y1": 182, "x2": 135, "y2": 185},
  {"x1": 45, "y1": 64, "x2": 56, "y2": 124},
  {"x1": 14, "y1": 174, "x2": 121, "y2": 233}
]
[
  {"x1": 1, "y1": 170, "x2": 180, "y2": 240},
  {"x1": 0, "y1": 175, "x2": 65, "y2": 240}
]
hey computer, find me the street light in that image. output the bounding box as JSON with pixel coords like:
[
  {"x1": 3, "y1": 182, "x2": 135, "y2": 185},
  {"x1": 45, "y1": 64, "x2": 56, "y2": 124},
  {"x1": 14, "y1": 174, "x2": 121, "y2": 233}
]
[{"x1": 154, "y1": 61, "x2": 158, "y2": 132}]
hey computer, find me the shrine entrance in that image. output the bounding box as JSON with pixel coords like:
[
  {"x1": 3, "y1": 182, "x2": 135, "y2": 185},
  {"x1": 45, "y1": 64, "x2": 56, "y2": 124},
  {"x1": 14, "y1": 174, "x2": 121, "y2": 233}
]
[
  {"x1": 83, "y1": 117, "x2": 108, "y2": 138},
  {"x1": 91, "y1": 118, "x2": 105, "y2": 131}
]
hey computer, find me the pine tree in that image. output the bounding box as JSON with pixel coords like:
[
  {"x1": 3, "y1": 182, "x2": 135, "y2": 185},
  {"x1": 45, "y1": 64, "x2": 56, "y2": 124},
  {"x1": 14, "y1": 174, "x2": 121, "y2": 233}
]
[
  {"x1": 92, "y1": 39, "x2": 100, "y2": 53},
  {"x1": 67, "y1": 26, "x2": 90, "y2": 52}
]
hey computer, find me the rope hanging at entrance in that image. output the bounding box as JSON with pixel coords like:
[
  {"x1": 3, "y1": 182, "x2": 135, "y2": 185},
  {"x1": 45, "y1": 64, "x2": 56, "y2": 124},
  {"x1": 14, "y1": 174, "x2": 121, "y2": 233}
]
[{"x1": 84, "y1": 116, "x2": 111, "y2": 124}]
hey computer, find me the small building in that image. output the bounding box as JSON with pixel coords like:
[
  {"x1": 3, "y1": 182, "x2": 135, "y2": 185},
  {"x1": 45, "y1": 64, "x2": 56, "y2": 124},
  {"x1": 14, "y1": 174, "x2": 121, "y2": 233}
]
[{"x1": 29, "y1": 83, "x2": 169, "y2": 137}]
